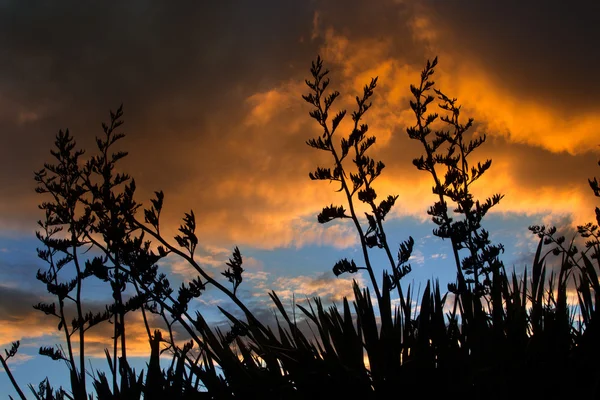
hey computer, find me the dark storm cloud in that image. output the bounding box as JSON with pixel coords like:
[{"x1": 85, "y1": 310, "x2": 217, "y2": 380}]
[
  {"x1": 1, "y1": 0, "x2": 598, "y2": 244},
  {"x1": 422, "y1": 0, "x2": 600, "y2": 111},
  {"x1": 0, "y1": 285, "x2": 44, "y2": 319},
  {"x1": 0, "y1": 0, "x2": 317, "y2": 228},
  {"x1": 310, "y1": 0, "x2": 426, "y2": 61},
  {"x1": 0, "y1": 1, "x2": 315, "y2": 108}
]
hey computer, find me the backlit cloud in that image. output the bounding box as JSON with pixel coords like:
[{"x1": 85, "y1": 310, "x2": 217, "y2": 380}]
[
  {"x1": 0, "y1": 1, "x2": 597, "y2": 280},
  {"x1": 0, "y1": 0, "x2": 596, "y2": 252}
]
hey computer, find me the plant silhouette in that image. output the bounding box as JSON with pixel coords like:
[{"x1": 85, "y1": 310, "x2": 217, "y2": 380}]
[
  {"x1": 303, "y1": 55, "x2": 414, "y2": 307},
  {"x1": 2, "y1": 57, "x2": 600, "y2": 399}
]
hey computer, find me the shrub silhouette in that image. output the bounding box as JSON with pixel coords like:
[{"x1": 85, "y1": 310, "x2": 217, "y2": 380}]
[{"x1": 2, "y1": 57, "x2": 600, "y2": 399}]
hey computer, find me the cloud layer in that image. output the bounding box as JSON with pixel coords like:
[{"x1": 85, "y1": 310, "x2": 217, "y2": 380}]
[
  {"x1": 2, "y1": 1, "x2": 597, "y2": 250},
  {"x1": 1, "y1": 1, "x2": 599, "y2": 368}
]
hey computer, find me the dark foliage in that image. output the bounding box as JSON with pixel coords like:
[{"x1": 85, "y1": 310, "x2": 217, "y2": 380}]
[{"x1": 2, "y1": 57, "x2": 600, "y2": 400}]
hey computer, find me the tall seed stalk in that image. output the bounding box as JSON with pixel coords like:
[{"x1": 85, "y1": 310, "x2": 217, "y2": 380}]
[
  {"x1": 406, "y1": 58, "x2": 505, "y2": 330},
  {"x1": 303, "y1": 56, "x2": 413, "y2": 309}
]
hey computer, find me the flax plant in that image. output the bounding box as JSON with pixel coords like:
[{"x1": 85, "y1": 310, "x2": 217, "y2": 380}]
[
  {"x1": 29, "y1": 106, "x2": 291, "y2": 398},
  {"x1": 31, "y1": 107, "x2": 164, "y2": 399},
  {"x1": 34, "y1": 128, "x2": 101, "y2": 399},
  {"x1": 0, "y1": 342, "x2": 26, "y2": 399},
  {"x1": 303, "y1": 56, "x2": 414, "y2": 305},
  {"x1": 407, "y1": 57, "x2": 505, "y2": 294},
  {"x1": 6, "y1": 57, "x2": 600, "y2": 399},
  {"x1": 405, "y1": 59, "x2": 509, "y2": 365},
  {"x1": 31, "y1": 107, "x2": 202, "y2": 398}
]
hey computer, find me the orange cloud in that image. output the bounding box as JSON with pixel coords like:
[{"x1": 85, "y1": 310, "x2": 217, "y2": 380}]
[
  {"x1": 0, "y1": 284, "x2": 183, "y2": 360},
  {"x1": 442, "y1": 63, "x2": 600, "y2": 155},
  {"x1": 132, "y1": 16, "x2": 600, "y2": 257},
  {"x1": 0, "y1": 312, "x2": 58, "y2": 350},
  {"x1": 78, "y1": 311, "x2": 170, "y2": 358},
  {"x1": 7, "y1": 2, "x2": 600, "y2": 257}
]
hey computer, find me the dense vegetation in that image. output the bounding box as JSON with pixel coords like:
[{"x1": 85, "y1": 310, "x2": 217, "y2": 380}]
[{"x1": 2, "y1": 57, "x2": 600, "y2": 399}]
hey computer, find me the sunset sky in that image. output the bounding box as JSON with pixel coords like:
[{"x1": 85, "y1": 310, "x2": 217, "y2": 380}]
[{"x1": 1, "y1": 1, "x2": 600, "y2": 396}]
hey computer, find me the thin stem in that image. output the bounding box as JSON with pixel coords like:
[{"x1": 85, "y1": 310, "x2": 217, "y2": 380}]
[
  {"x1": 415, "y1": 80, "x2": 464, "y2": 288},
  {"x1": 133, "y1": 219, "x2": 274, "y2": 338},
  {"x1": 311, "y1": 72, "x2": 382, "y2": 304},
  {"x1": 71, "y1": 239, "x2": 87, "y2": 398},
  {"x1": 0, "y1": 354, "x2": 27, "y2": 400}
]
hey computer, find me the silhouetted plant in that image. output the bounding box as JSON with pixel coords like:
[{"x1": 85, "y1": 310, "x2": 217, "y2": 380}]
[
  {"x1": 407, "y1": 58, "x2": 505, "y2": 297},
  {"x1": 1, "y1": 341, "x2": 27, "y2": 400},
  {"x1": 4, "y1": 57, "x2": 600, "y2": 399},
  {"x1": 28, "y1": 104, "x2": 291, "y2": 399},
  {"x1": 222, "y1": 247, "x2": 244, "y2": 296},
  {"x1": 34, "y1": 127, "x2": 101, "y2": 399},
  {"x1": 28, "y1": 378, "x2": 67, "y2": 400},
  {"x1": 303, "y1": 56, "x2": 414, "y2": 306},
  {"x1": 32, "y1": 106, "x2": 201, "y2": 399},
  {"x1": 405, "y1": 59, "x2": 510, "y2": 370}
]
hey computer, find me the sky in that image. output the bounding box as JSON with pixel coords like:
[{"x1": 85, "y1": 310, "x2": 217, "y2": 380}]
[{"x1": 1, "y1": 0, "x2": 600, "y2": 396}]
